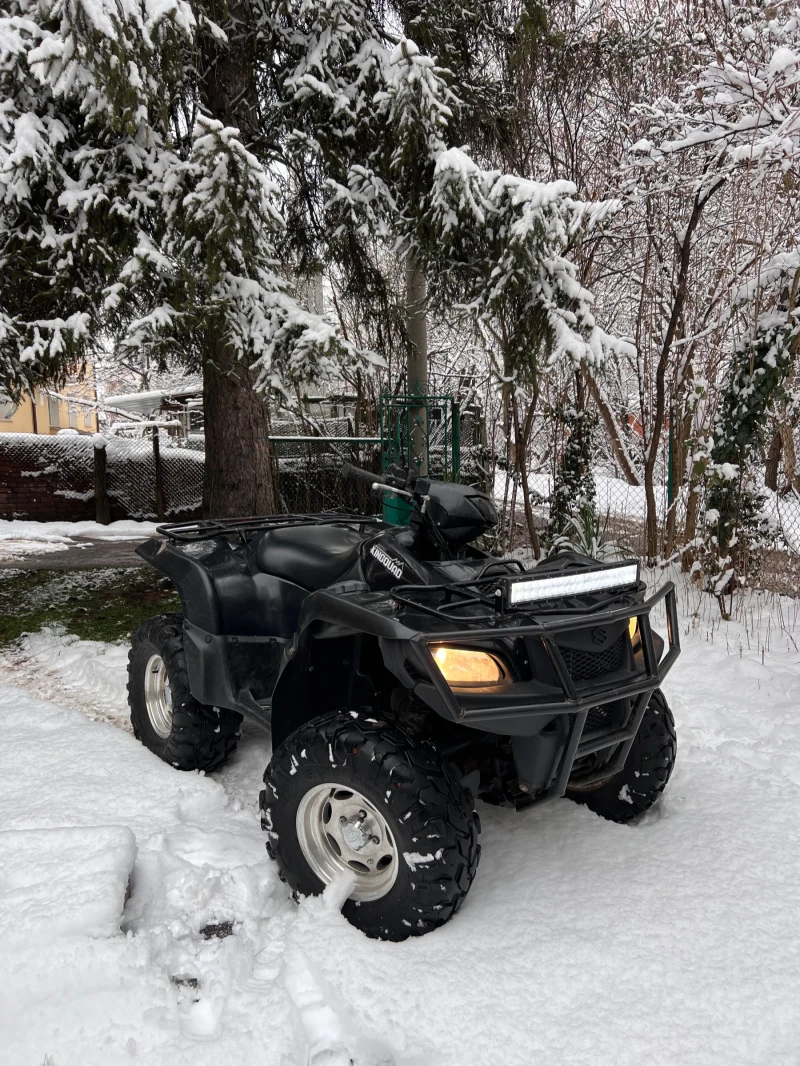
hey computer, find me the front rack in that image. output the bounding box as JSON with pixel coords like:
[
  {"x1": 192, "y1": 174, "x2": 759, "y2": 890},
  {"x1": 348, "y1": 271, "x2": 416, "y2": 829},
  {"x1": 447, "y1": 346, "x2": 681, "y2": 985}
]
[
  {"x1": 391, "y1": 566, "x2": 646, "y2": 626},
  {"x1": 389, "y1": 559, "x2": 527, "y2": 622},
  {"x1": 157, "y1": 512, "x2": 386, "y2": 543}
]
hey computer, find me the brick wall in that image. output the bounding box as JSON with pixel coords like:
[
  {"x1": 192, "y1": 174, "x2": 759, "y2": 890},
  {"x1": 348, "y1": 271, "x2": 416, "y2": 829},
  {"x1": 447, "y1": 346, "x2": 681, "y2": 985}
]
[{"x1": 0, "y1": 434, "x2": 203, "y2": 521}]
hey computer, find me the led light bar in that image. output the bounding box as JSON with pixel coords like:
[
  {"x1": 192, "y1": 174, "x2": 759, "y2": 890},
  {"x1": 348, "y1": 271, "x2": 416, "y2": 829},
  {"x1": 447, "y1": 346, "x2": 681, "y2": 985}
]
[{"x1": 506, "y1": 561, "x2": 640, "y2": 606}]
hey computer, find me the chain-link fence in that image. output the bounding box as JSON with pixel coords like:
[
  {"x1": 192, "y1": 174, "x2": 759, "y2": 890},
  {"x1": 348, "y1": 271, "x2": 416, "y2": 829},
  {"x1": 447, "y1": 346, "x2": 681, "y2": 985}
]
[
  {"x1": 0, "y1": 431, "x2": 203, "y2": 522},
  {"x1": 5, "y1": 423, "x2": 800, "y2": 594},
  {"x1": 493, "y1": 463, "x2": 800, "y2": 595},
  {"x1": 493, "y1": 469, "x2": 650, "y2": 556},
  {"x1": 0, "y1": 433, "x2": 96, "y2": 520},
  {"x1": 103, "y1": 435, "x2": 204, "y2": 520},
  {"x1": 273, "y1": 436, "x2": 382, "y2": 515},
  {"x1": 0, "y1": 429, "x2": 386, "y2": 522}
]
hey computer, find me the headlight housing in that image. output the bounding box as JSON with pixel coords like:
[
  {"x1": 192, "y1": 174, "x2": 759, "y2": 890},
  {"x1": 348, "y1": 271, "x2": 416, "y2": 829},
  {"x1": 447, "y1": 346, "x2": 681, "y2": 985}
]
[{"x1": 431, "y1": 646, "x2": 507, "y2": 686}]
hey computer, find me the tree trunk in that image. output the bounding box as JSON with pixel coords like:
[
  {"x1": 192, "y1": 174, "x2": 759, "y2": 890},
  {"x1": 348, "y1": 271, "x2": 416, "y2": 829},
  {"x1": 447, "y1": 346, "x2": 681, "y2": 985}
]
[
  {"x1": 199, "y1": 1, "x2": 278, "y2": 517},
  {"x1": 581, "y1": 365, "x2": 641, "y2": 486},
  {"x1": 765, "y1": 430, "x2": 782, "y2": 492},
  {"x1": 511, "y1": 393, "x2": 541, "y2": 558},
  {"x1": 405, "y1": 256, "x2": 428, "y2": 476},
  {"x1": 663, "y1": 409, "x2": 680, "y2": 560},
  {"x1": 202, "y1": 327, "x2": 278, "y2": 517},
  {"x1": 643, "y1": 188, "x2": 713, "y2": 563},
  {"x1": 681, "y1": 476, "x2": 702, "y2": 573}
]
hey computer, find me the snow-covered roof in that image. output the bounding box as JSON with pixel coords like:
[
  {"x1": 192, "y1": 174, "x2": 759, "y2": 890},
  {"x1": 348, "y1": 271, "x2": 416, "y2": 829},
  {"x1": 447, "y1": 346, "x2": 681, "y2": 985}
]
[{"x1": 103, "y1": 384, "x2": 202, "y2": 414}]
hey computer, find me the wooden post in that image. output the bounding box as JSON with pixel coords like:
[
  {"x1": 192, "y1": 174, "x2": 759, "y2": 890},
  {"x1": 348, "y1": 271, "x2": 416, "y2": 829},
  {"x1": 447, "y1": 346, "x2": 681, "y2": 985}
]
[
  {"x1": 93, "y1": 437, "x2": 111, "y2": 525},
  {"x1": 152, "y1": 427, "x2": 166, "y2": 521}
]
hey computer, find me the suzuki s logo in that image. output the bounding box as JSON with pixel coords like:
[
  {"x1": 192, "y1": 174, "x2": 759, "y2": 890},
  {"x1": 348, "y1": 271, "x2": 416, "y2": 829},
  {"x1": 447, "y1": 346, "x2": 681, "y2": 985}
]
[
  {"x1": 370, "y1": 545, "x2": 404, "y2": 580},
  {"x1": 591, "y1": 627, "x2": 608, "y2": 645}
]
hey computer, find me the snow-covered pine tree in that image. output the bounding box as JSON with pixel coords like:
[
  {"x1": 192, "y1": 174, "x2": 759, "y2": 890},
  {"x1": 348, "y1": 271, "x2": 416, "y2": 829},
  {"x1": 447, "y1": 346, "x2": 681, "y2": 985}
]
[
  {"x1": 272, "y1": 2, "x2": 629, "y2": 550},
  {"x1": 2, "y1": 0, "x2": 628, "y2": 526},
  {"x1": 278, "y1": 1, "x2": 507, "y2": 368},
  {"x1": 0, "y1": 0, "x2": 374, "y2": 515},
  {"x1": 318, "y1": 10, "x2": 631, "y2": 550},
  {"x1": 704, "y1": 314, "x2": 798, "y2": 606},
  {"x1": 546, "y1": 374, "x2": 597, "y2": 544}
]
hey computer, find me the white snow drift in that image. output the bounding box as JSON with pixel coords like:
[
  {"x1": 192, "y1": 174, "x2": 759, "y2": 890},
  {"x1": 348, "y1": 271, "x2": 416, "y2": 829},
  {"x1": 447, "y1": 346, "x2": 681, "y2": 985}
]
[{"x1": 0, "y1": 518, "x2": 160, "y2": 561}]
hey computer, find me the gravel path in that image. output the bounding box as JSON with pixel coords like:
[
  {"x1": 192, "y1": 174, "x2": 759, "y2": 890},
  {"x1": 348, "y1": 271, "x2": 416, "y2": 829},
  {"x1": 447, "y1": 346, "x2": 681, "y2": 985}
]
[{"x1": 0, "y1": 538, "x2": 150, "y2": 570}]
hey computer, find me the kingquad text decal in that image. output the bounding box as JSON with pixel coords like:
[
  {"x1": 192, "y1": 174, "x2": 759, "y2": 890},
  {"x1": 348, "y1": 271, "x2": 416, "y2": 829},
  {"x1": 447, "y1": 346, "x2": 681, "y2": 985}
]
[{"x1": 370, "y1": 545, "x2": 404, "y2": 580}]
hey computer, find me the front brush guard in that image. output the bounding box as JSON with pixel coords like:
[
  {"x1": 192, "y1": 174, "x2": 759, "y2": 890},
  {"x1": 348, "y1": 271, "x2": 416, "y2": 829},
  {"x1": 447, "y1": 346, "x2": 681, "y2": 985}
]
[{"x1": 392, "y1": 581, "x2": 680, "y2": 807}]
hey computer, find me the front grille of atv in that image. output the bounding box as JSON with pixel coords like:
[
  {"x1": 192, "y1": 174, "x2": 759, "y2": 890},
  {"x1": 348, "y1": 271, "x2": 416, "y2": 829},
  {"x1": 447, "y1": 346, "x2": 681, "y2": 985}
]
[
  {"x1": 559, "y1": 633, "x2": 626, "y2": 683},
  {"x1": 585, "y1": 705, "x2": 613, "y2": 732}
]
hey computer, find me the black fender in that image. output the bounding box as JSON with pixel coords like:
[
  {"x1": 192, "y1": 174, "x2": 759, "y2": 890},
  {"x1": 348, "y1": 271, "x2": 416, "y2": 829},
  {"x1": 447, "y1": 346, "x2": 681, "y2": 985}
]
[
  {"x1": 269, "y1": 586, "x2": 422, "y2": 748},
  {"x1": 136, "y1": 538, "x2": 221, "y2": 632}
]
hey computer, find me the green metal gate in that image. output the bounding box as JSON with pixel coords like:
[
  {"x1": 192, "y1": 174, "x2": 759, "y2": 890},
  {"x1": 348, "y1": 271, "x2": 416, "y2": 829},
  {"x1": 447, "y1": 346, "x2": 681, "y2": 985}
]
[{"x1": 379, "y1": 392, "x2": 461, "y2": 524}]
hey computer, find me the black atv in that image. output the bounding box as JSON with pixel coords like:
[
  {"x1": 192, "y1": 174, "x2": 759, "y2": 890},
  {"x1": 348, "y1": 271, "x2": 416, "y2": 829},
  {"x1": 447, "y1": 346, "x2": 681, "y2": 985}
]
[{"x1": 129, "y1": 464, "x2": 679, "y2": 941}]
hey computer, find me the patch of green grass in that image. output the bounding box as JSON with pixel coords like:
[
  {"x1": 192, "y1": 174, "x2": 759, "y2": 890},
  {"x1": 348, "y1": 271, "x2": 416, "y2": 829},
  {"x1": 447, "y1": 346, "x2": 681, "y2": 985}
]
[{"x1": 0, "y1": 567, "x2": 181, "y2": 646}]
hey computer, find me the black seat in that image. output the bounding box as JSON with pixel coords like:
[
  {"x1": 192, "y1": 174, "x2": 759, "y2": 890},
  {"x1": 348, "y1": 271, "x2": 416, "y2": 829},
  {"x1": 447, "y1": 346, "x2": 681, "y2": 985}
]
[{"x1": 255, "y1": 525, "x2": 364, "y2": 591}]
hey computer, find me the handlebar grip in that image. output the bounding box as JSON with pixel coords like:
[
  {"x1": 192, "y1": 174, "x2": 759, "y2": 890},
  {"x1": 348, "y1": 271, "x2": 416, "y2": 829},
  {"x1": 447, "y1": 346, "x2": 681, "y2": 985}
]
[{"x1": 341, "y1": 462, "x2": 379, "y2": 486}]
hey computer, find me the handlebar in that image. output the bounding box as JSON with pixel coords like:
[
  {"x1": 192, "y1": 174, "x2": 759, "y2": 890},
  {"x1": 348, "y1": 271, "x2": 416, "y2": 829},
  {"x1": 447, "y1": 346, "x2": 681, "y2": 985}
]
[
  {"x1": 341, "y1": 463, "x2": 414, "y2": 493},
  {"x1": 340, "y1": 462, "x2": 453, "y2": 556},
  {"x1": 340, "y1": 462, "x2": 379, "y2": 487}
]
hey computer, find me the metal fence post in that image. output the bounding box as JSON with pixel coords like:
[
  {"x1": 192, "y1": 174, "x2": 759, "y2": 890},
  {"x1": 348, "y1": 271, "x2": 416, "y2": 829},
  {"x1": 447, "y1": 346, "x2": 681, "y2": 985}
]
[
  {"x1": 667, "y1": 415, "x2": 675, "y2": 510},
  {"x1": 93, "y1": 437, "x2": 111, "y2": 525},
  {"x1": 452, "y1": 400, "x2": 461, "y2": 482},
  {"x1": 152, "y1": 427, "x2": 166, "y2": 521}
]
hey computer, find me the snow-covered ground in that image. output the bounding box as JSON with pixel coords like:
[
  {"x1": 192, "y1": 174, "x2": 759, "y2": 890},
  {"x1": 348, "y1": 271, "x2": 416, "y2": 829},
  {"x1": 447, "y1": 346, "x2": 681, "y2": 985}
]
[
  {"x1": 1, "y1": 580, "x2": 800, "y2": 1065},
  {"x1": 0, "y1": 626, "x2": 131, "y2": 727},
  {"x1": 0, "y1": 519, "x2": 160, "y2": 561}
]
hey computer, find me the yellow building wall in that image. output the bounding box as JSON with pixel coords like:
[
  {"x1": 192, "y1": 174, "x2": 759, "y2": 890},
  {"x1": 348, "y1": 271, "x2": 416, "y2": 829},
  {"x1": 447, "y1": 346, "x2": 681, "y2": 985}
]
[
  {"x1": 0, "y1": 393, "x2": 35, "y2": 433},
  {"x1": 0, "y1": 384, "x2": 98, "y2": 435}
]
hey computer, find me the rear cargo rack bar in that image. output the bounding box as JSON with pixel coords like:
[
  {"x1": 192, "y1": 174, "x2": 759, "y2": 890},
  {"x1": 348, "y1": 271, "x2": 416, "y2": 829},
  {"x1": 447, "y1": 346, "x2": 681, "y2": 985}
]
[{"x1": 158, "y1": 512, "x2": 386, "y2": 543}]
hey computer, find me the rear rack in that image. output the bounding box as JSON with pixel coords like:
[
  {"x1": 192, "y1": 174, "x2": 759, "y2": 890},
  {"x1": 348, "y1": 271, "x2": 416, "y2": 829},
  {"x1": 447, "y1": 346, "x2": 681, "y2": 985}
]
[{"x1": 158, "y1": 512, "x2": 385, "y2": 543}]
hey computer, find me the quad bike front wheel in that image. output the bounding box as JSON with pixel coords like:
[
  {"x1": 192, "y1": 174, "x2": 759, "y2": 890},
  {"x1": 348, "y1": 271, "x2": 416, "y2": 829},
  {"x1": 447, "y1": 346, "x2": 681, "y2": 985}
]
[
  {"x1": 567, "y1": 688, "x2": 677, "y2": 823},
  {"x1": 261, "y1": 709, "x2": 481, "y2": 941},
  {"x1": 128, "y1": 614, "x2": 241, "y2": 772}
]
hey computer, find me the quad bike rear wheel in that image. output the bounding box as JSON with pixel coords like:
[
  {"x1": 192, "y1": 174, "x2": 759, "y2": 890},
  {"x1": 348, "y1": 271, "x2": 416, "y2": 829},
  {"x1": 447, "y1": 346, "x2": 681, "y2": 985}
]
[
  {"x1": 261, "y1": 709, "x2": 481, "y2": 941},
  {"x1": 567, "y1": 688, "x2": 676, "y2": 823},
  {"x1": 128, "y1": 614, "x2": 241, "y2": 772}
]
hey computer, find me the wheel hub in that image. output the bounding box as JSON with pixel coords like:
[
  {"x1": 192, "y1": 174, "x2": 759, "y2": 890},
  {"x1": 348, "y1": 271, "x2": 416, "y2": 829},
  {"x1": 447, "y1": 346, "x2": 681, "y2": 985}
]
[
  {"x1": 144, "y1": 654, "x2": 173, "y2": 739},
  {"x1": 296, "y1": 784, "x2": 399, "y2": 902},
  {"x1": 340, "y1": 812, "x2": 371, "y2": 851}
]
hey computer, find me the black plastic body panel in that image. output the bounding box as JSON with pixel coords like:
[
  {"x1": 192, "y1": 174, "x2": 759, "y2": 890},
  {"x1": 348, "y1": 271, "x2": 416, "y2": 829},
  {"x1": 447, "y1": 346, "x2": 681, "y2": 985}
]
[{"x1": 183, "y1": 621, "x2": 285, "y2": 719}]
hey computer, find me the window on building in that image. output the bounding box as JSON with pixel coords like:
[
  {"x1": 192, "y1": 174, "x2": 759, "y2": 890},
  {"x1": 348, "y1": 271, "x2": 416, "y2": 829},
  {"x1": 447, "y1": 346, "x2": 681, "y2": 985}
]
[
  {"x1": 68, "y1": 405, "x2": 78, "y2": 429},
  {"x1": 48, "y1": 395, "x2": 61, "y2": 428},
  {"x1": 83, "y1": 408, "x2": 93, "y2": 429},
  {"x1": 0, "y1": 395, "x2": 17, "y2": 421}
]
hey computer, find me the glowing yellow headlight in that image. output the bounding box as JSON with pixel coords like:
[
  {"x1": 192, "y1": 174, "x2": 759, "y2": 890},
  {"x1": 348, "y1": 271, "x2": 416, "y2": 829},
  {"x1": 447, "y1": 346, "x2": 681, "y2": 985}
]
[
  {"x1": 432, "y1": 646, "x2": 505, "y2": 685},
  {"x1": 628, "y1": 617, "x2": 639, "y2": 640}
]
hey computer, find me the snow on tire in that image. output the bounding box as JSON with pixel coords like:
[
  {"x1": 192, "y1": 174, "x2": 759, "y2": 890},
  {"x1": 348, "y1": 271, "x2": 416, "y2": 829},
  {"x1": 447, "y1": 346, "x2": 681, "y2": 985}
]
[
  {"x1": 128, "y1": 613, "x2": 241, "y2": 773},
  {"x1": 260, "y1": 709, "x2": 481, "y2": 941}
]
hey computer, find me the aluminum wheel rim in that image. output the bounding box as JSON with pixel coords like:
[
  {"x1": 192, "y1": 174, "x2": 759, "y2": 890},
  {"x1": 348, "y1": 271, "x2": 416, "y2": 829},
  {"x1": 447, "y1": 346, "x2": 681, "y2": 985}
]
[
  {"x1": 144, "y1": 654, "x2": 173, "y2": 739},
  {"x1": 296, "y1": 783, "x2": 399, "y2": 902}
]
